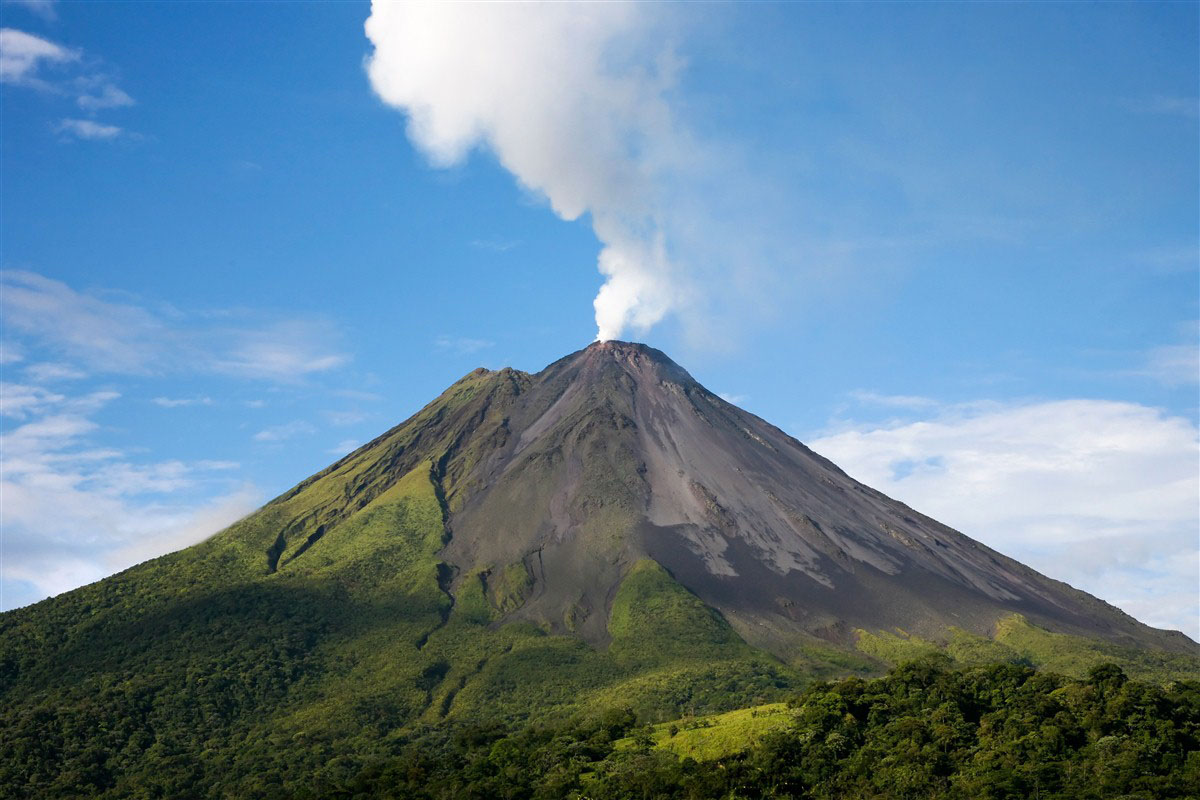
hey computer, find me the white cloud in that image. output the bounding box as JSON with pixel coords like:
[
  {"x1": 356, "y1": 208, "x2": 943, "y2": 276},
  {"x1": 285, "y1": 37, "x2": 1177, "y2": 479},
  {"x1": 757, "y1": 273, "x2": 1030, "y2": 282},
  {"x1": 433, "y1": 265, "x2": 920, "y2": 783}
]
[
  {"x1": 365, "y1": 3, "x2": 693, "y2": 342},
  {"x1": 0, "y1": 28, "x2": 76, "y2": 86},
  {"x1": 1, "y1": 381, "x2": 65, "y2": 418},
  {"x1": 252, "y1": 420, "x2": 316, "y2": 443},
  {"x1": 1, "y1": 270, "x2": 350, "y2": 383},
  {"x1": 212, "y1": 321, "x2": 349, "y2": 381},
  {"x1": 57, "y1": 118, "x2": 124, "y2": 140},
  {"x1": 328, "y1": 438, "x2": 360, "y2": 456},
  {"x1": 2, "y1": 488, "x2": 259, "y2": 610},
  {"x1": 809, "y1": 398, "x2": 1200, "y2": 638},
  {"x1": 0, "y1": 386, "x2": 261, "y2": 610},
  {"x1": 1, "y1": 271, "x2": 165, "y2": 372},
  {"x1": 77, "y1": 82, "x2": 134, "y2": 111},
  {"x1": 718, "y1": 392, "x2": 749, "y2": 406}
]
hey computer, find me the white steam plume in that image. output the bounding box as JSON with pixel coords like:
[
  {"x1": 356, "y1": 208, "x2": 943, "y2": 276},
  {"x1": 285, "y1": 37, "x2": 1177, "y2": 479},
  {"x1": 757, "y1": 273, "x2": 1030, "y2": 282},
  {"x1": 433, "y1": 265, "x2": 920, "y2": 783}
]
[{"x1": 364, "y1": 2, "x2": 688, "y2": 341}]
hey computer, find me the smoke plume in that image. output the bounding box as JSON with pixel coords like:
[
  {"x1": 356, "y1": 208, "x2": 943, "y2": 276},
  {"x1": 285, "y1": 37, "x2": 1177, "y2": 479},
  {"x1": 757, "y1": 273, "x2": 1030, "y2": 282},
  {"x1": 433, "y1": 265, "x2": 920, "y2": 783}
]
[{"x1": 364, "y1": 2, "x2": 690, "y2": 341}]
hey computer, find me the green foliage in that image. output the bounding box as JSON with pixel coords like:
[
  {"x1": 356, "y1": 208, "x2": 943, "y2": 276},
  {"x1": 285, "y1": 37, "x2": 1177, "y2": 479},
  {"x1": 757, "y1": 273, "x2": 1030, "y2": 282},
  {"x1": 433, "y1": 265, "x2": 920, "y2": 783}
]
[
  {"x1": 994, "y1": 614, "x2": 1200, "y2": 683},
  {"x1": 855, "y1": 628, "x2": 943, "y2": 665},
  {"x1": 614, "y1": 702, "x2": 794, "y2": 761},
  {"x1": 945, "y1": 626, "x2": 1028, "y2": 666},
  {"x1": 453, "y1": 569, "x2": 497, "y2": 626},
  {"x1": 856, "y1": 616, "x2": 1200, "y2": 683},
  {"x1": 608, "y1": 559, "x2": 751, "y2": 668},
  {"x1": 306, "y1": 660, "x2": 1200, "y2": 799}
]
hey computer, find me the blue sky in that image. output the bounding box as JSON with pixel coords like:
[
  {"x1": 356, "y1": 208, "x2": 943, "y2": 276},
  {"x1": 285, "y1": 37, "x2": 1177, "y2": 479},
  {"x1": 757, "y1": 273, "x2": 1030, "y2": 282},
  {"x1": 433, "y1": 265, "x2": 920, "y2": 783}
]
[{"x1": 1, "y1": 1, "x2": 1197, "y2": 636}]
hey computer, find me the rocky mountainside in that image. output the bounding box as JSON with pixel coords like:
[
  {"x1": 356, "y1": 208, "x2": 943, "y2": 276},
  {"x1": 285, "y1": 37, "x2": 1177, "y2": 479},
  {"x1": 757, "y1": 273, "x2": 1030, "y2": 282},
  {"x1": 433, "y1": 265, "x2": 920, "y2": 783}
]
[{"x1": 283, "y1": 339, "x2": 1189, "y2": 656}]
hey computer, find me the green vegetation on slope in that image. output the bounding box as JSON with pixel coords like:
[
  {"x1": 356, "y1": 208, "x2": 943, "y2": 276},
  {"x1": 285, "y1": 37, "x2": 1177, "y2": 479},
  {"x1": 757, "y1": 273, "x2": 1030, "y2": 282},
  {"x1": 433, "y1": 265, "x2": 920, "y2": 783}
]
[
  {"x1": 320, "y1": 660, "x2": 1200, "y2": 799},
  {"x1": 855, "y1": 615, "x2": 1200, "y2": 683},
  {"x1": 608, "y1": 559, "x2": 753, "y2": 667},
  {"x1": 614, "y1": 702, "x2": 794, "y2": 761}
]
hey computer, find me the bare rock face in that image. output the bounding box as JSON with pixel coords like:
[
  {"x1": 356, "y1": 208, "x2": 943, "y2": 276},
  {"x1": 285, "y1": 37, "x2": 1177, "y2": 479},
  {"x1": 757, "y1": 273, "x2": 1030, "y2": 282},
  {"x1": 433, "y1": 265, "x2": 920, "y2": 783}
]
[{"x1": 305, "y1": 341, "x2": 1194, "y2": 657}]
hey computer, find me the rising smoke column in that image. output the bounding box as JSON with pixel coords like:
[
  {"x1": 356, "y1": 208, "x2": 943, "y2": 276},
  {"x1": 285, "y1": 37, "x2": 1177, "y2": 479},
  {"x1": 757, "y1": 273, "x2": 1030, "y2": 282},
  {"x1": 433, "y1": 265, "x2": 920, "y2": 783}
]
[{"x1": 363, "y1": 2, "x2": 687, "y2": 341}]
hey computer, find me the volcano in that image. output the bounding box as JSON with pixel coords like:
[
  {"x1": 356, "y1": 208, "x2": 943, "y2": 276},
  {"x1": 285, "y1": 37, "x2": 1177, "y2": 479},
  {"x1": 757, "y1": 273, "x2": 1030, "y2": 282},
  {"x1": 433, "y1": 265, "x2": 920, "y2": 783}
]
[
  {"x1": 2, "y1": 341, "x2": 1195, "y2": 796},
  {"x1": 274, "y1": 340, "x2": 1187, "y2": 654}
]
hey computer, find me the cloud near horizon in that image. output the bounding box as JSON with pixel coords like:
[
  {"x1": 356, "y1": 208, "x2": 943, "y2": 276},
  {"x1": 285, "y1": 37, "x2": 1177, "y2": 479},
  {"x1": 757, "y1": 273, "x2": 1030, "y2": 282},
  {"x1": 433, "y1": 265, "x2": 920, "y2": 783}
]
[
  {"x1": 809, "y1": 398, "x2": 1200, "y2": 639},
  {"x1": 0, "y1": 385, "x2": 261, "y2": 611}
]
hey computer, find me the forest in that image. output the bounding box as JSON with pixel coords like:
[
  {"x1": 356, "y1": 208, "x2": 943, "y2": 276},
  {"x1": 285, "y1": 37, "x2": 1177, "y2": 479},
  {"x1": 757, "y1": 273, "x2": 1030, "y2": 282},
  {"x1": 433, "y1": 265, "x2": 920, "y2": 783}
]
[{"x1": 7, "y1": 656, "x2": 1193, "y2": 799}]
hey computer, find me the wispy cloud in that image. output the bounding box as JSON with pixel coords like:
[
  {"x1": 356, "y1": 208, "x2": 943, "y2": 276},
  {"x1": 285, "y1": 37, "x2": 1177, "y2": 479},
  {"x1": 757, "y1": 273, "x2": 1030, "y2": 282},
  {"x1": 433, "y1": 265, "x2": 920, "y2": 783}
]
[
  {"x1": 434, "y1": 334, "x2": 494, "y2": 355},
  {"x1": 252, "y1": 420, "x2": 317, "y2": 443},
  {"x1": 718, "y1": 392, "x2": 749, "y2": 406},
  {"x1": 1, "y1": 271, "x2": 350, "y2": 383},
  {"x1": 1, "y1": 26, "x2": 136, "y2": 141},
  {"x1": 328, "y1": 438, "x2": 360, "y2": 456},
  {"x1": 56, "y1": 118, "x2": 123, "y2": 140},
  {"x1": 76, "y1": 82, "x2": 134, "y2": 111},
  {"x1": 1, "y1": 381, "x2": 65, "y2": 419},
  {"x1": 809, "y1": 398, "x2": 1200, "y2": 638},
  {"x1": 22, "y1": 362, "x2": 87, "y2": 382},
  {"x1": 211, "y1": 321, "x2": 350, "y2": 381},
  {"x1": 1140, "y1": 343, "x2": 1199, "y2": 387},
  {"x1": 0, "y1": 28, "x2": 76, "y2": 87},
  {"x1": 1, "y1": 271, "x2": 165, "y2": 372}
]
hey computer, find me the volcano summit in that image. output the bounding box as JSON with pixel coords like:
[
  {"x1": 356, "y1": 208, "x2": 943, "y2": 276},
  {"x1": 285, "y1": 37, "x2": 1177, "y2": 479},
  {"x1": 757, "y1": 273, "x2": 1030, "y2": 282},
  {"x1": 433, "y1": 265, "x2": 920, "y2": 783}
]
[{"x1": 2, "y1": 341, "x2": 1195, "y2": 795}]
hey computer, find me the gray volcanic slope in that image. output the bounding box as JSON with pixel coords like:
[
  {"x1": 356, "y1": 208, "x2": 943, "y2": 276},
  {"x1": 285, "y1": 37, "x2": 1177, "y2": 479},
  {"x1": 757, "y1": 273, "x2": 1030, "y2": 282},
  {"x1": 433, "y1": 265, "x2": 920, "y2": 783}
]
[{"x1": 308, "y1": 340, "x2": 1192, "y2": 658}]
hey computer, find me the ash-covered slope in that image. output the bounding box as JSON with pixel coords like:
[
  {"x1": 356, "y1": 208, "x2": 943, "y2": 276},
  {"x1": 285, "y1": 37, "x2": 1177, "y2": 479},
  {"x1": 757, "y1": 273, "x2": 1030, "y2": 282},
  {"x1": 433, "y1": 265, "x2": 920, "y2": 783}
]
[{"x1": 300, "y1": 340, "x2": 1190, "y2": 656}]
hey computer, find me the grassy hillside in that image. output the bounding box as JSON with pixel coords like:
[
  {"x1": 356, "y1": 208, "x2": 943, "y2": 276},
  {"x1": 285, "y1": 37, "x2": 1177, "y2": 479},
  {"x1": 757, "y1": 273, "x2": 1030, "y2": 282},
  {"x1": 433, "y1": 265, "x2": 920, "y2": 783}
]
[{"x1": 854, "y1": 614, "x2": 1200, "y2": 683}]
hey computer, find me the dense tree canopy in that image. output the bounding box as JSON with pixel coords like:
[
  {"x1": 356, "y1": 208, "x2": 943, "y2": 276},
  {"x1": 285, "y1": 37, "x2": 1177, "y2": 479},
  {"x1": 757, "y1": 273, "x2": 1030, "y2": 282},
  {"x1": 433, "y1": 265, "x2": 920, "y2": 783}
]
[{"x1": 319, "y1": 660, "x2": 1199, "y2": 800}]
